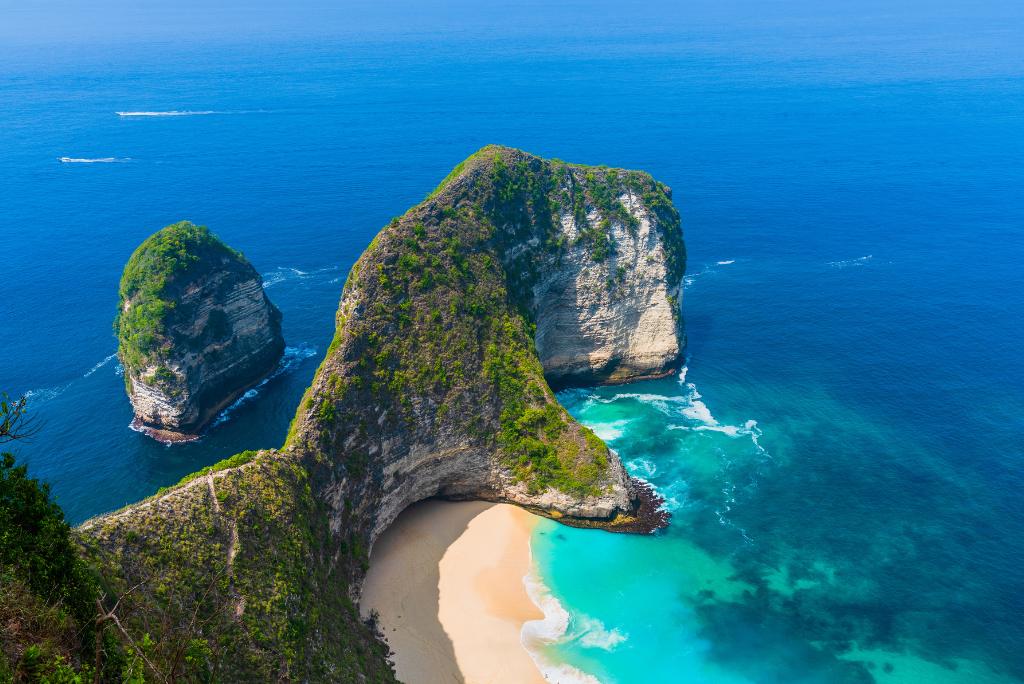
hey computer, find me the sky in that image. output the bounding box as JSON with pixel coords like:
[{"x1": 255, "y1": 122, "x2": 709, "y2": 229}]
[{"x1": 5, "y1": 0, "x2": 1022, "y2": 47}]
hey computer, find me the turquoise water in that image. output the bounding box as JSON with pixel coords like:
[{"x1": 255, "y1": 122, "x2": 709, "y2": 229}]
[
  {"x1": 2, "y1": 1, "x2": 1023, "y2": 681},
  {"x1": 536, "y1": 363, "x2": 1022, "y2": 682},
  {"x1": 531, "y1": 245, "x2": 1024, "y2": 683}
]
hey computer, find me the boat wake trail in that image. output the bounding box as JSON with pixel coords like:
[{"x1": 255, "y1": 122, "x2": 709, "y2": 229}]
[
  {"x1": 116, "y1": 110, "x2": 219, "y2": 117},
  {"x1": 59, "y1": 157, "x2": 130, "y2": 163}
]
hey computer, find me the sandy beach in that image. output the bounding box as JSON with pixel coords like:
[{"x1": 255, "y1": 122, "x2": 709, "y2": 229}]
[{"x1": 360, "y1": 500, "x2": 546, "y2": 684}]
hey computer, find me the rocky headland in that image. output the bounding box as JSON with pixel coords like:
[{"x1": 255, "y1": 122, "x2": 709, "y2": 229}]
[
  {"x1": 79, "y1": 146, "x2": 685, "y2": 681},
  {"x1": 115, "y1": 221, "x2": 285, "y2": 442}
]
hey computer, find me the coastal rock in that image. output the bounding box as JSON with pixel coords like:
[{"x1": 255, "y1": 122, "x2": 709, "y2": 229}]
[
  {"x1": 82, "y1": 148, "x2": 685, "y2": 681},
  {"x1": 288, "y1": 146, "x2": 686, "y2": 546},
  {"x1": 115, "y1": 221, "x2": 285, "y2": 441},
  {"x1": 533, "y1": 175, "x2": 684, "y2": 386}
]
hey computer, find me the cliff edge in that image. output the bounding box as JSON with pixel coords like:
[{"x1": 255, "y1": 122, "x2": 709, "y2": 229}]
[
  {"x1": 116, "y1": 221, "x2": 285, "y2": 441},
  {"x1": 81, "y1": 147, "x2": 685, "y2": 681}
]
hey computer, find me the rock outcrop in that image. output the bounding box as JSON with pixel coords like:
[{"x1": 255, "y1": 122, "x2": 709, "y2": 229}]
[
  {"x1": 82, "y1": 147, "x2": 684, "y2": 681},
  {"x1": 288, "y1": 146, "x2": 684, "y2": 544},
  {"x1": 115, "y1": 221, "x2": 285, "y2": 441},
  {"x1": 531, "y1": 172, "x2": 684, "y2": 386}
]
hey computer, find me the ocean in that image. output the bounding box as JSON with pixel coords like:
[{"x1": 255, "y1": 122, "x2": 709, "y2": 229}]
[{"x1": 2, "y1": 1, "x2": 1022, "y2": 681}]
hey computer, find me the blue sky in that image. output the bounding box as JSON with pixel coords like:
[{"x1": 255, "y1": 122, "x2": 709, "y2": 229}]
[{"x1": 2, "y1": 0, "x2": 1021, "y2": 49}]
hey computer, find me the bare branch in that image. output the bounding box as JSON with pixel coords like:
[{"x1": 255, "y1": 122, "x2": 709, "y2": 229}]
[{"x1": 0, "y1": 393, "x2": 41, "y2": 443}]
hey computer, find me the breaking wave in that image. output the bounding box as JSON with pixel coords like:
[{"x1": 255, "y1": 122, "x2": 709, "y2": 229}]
[
  {"x1": 588, "y1": 418, "x2": 632, "y2": 441},
  {"x1": 522, "y1": 556, "x2": 613, "y2": 684}
]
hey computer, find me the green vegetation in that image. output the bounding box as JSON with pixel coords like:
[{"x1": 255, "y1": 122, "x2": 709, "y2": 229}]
[
  {"x1": 1, "y1": 395, "x2": 100, "y2": 681},
  {"x1": 115, "y1": 221, "x2": 244, "y2": 374},
  {"x1": 296, "y1": 145, "x2": 685, "y2": 495},
  {"x1": 0, "y1": 452, "x2": 99, "y2": 681},
  {"x1": 82, "y1": 452, "x2": 395, "y2": 683},
  {"x1": 156, "y1": 449, "x2": 260, "y2": 494}
]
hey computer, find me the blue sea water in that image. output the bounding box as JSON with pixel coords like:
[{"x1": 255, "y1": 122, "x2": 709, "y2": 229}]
[{"x1": 2, "y1": 1, "x2": 1023, "y2": 681}]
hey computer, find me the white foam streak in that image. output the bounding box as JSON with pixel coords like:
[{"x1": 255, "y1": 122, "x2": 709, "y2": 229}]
[
  {"x1": 589, "y1": 418, "x2": 631, "y2": 441},
  {"x1": 262, "y1": 265, "x2": 341, "y2": 289},
  {"x1": 828, "y1": 254, "x2": 873, "y2": 268},
  {"x1": 577, "y1": 616, "x2": 628, "y2": 651},
  {"x1": 627, "y1": 457, "x2": 658, "y2": 478},
  {"x1": 59, "y1": 157, "x2": 129, "y2": 163},
  {"x1": 209, "y1": 345, "x2": 317, "y2": 428},
  {"x1": 116, "y1": 110, "x2": 218, "y2": 117},
  {"x1": 84, "y1": 354, "x2": 117, "y2": 377},
  {"x1": 24, "y1": 352, "x2": 119, "y2": 404}
]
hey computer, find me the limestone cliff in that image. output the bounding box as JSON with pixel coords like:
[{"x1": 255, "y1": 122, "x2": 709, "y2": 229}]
[
  {"x1": 116, "y1": 221, "x2": 285, "y2": 441},
  {"x1": 288, "y1": 145, "x2": 684, "y2": 544},
  {"x1": 81, "y1": 147, "x2": 684, "y2": 682}
]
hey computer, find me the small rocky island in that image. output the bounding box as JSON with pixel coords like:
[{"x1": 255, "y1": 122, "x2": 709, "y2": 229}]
[
  {"x1": 116, "y1": 221, "x2": 285, "y2": 441},
  {"x1": 77, "y1": 147, "x2": 685, "y2": 681}
]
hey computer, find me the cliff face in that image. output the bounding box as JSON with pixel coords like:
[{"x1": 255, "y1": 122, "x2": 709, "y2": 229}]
[
  {"x1": 116, "y1": 222, "x2": 285, "y2": 441},
  {"x1": 528, "y1": 170, "x2": 684, "y2": 386},
  {"x1": 288, "y1": 146, "x2": 685, "y2": 545},
  {"x1": 82, "y1": 148, "x2": 684, "y2": 682}
]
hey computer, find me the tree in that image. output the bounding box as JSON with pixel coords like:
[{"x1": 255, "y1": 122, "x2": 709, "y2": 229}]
[
  {"x1": 1, "y1": 393, "x2": 40, "y2": 444},
  {"x1": 0, "y1": 394, "x2": 97, "y2": 681}
]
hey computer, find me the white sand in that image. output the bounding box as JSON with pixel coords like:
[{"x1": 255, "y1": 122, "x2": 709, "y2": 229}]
[{"x1": 360, "y1": 500, "x2": 545, "y2": 684}]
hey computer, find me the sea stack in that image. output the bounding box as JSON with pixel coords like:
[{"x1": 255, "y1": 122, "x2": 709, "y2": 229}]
[{"x1": 115, "y1": 221, "x2": 285, "y2": 441}]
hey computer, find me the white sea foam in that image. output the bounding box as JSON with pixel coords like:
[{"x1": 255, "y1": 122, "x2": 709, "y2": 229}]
[
  {"x1": 521, "y1": 558, "x2": 607, "y2": 684},
  {"x1": 627, "y1": 457, "x2": 658, "y2": 478},
  {"x1": 262, "y1": 265, "x2": 341, "y2": 289},
  {"x1": 59, "y1": 157, "x2": 129, "y2": 163},
  {"x1": 683, "y1": 262, "x2": 721, "y2": 287},
  {"x1": 209, "y1": 345, "x2": 317, "y2": 428},
  {"x1": 828, "y1": 254, "x2": 873, "y2": 268},
  {"x1": 24, "y1": 352, "x2": 121, "y2": 404},
  {"x1": 84, "y1": 353, "x2": 117, "y2": 377},
  {"x1": 681, "y1": 390, "x2": 717, "y2": 425},
  {"x1": 656, "y1": 481, "x2": 689, "y2": 513},
  {"x1": 592, "y1": 392, "x2": 686, "y2": 417},
  {"x1": 23, "y1": 384, "x2": 69, "y2": 403},
  {"x1": 589, "y1": 418, "x2": 631, "y2": 441},
  {"x1": 576, "y1": 615, "x2": 628, "y2": 651}
]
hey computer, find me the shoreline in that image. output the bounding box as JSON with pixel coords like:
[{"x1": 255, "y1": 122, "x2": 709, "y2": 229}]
[{"x1": 360, "y1": 500, "x2": 547, "y2": 684}]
